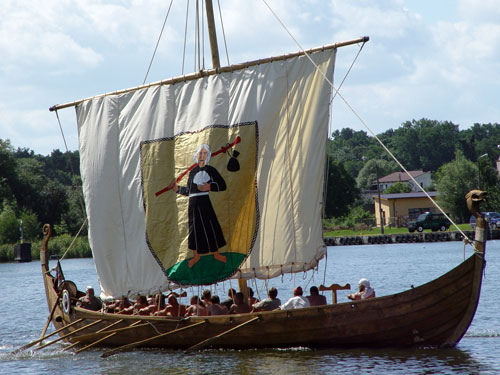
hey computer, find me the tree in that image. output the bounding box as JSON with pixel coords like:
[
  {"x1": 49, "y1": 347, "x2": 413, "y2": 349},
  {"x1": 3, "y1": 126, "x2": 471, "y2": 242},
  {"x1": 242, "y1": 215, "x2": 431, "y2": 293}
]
[
  {"x1": 459, "y1": 123, "x2": 500, "y2": 162},
  {"x1": 14, "y1": 158, "x2": 45, "y2": 219},
  {"x1": 435, "y1": 151, "x2": 478, "y2": 222},
  {"x1": 384, "y1": 182, "x2": 412, "y2": 194},
  {"x1": 477, "y1": 154, "x2": 500, "y2": 212},
  {"x1": 328, "y1": 129, "x2": 380, "y2": 178},
  {"x1": 390, "y1": 119, "x2": 459, "y2": 171},
  {"x1": 0, "y1": 202, "x2": 20, "y2": 244},
  {"x1": 356, "y1": 159, "x2": 398, "y2": 190},
  {"x1": 0, "y1": 139, "x2": 19, "y2": 204},
  {"x1": 38, "y1": 180, "x2": 69, "y2": 225},
  {"x1": 59, "y1": 178, "x2": 87, "y2": 236},
  {"x1": 324, "y1": 158, "x2": 360, "y2": 218},
  {"x1": 20, "y1": 210, "x2": 41, "y2": 241}
]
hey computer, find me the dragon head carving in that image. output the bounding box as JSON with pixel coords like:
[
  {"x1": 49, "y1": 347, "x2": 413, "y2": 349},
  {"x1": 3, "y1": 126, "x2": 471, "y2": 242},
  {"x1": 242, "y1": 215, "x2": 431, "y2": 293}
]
[{"x1": 465, "y1": 190, "x2": 487, "y2": 218}]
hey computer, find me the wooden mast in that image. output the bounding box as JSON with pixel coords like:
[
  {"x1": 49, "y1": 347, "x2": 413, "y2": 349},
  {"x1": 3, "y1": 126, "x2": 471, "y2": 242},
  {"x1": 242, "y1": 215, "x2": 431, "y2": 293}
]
[
  {"x1": 205, "y1": 0, "x2": 221, "y2": 69},
  {"x1": 205, "y1": 0, "x2": 249, "y2": 300}
]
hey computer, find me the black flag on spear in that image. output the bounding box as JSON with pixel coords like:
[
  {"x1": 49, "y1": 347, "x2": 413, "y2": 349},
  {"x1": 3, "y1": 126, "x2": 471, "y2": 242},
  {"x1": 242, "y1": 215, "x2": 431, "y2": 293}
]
[{"x1": 155, "y1": 136, "x2": 241, "y2": 197}]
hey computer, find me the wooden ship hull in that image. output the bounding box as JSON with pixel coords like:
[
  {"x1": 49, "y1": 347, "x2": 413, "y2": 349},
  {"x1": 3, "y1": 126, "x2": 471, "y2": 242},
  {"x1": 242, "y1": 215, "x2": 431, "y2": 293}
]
[
  {"x1": 39, "y1": 227, "x2": 485, "y2": 354},
  {"x1": 34, "y1": 0, "x2": 488, "y2": 352}
]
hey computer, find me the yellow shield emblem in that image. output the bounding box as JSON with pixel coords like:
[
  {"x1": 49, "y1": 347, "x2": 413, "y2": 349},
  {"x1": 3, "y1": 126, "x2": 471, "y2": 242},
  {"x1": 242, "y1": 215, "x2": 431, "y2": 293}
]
[{"x1": 141, "y1": 122, "x2": 258, "y2": 285}]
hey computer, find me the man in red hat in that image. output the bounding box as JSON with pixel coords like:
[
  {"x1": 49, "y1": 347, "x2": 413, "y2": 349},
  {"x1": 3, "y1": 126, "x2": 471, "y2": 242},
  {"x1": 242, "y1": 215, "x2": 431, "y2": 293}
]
[{"x1": 280, "y1": 286, "x2": 310, "y2": 310}]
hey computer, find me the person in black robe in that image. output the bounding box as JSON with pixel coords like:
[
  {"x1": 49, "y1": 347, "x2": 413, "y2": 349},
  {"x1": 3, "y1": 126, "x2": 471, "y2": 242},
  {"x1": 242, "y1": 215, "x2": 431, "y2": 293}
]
[{"x1": 168, "y1": 144, "x2": 227, "y2": 268}]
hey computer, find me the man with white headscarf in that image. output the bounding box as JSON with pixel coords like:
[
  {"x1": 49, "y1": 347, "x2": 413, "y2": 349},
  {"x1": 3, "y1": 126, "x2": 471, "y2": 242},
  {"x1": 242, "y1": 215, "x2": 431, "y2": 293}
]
[
  {"x1": 348, "y1": 278, "x2": 376, "y2": 300},
  {"x1": 168, "y1": 143, "x2": 227, "y2": 268}
]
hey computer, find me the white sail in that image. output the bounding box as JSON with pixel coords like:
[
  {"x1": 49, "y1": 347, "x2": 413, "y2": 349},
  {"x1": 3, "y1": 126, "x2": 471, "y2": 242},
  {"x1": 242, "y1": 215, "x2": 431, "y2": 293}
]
[{"x1": 76, "y1": 49, "x2": 336, "y2": 298}]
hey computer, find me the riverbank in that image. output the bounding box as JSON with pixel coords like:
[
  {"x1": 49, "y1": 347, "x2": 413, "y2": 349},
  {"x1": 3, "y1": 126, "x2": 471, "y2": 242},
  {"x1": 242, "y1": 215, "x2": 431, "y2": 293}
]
[
  {"x1": 0, "y1": 225, "x2": 486, "y2": 262},
  {"x1": 323, "y1": 229, "x2": 492, "y2": 246},
  {"x1": 0, "y1": 234, "x2": 91, "y2": 262}
]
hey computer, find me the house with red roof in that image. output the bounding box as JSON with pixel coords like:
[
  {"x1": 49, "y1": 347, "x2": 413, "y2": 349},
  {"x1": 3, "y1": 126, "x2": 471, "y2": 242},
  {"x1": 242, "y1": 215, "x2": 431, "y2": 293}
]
[{"x1": 375, "y1": 170, "x2": 431, "y2": 192}]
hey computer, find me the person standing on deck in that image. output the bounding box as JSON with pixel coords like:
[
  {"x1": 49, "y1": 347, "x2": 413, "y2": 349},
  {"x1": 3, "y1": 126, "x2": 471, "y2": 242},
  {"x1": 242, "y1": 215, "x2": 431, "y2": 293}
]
[{"x1": 168, "y1": 144, "x2": 227, "y2": 268}]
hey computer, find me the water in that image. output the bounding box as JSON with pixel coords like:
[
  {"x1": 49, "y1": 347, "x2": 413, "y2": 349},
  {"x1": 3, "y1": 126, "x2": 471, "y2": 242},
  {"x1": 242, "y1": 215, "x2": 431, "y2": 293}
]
[{"x1": 1, "y1": 241, "x2": 499, "y2": 374}]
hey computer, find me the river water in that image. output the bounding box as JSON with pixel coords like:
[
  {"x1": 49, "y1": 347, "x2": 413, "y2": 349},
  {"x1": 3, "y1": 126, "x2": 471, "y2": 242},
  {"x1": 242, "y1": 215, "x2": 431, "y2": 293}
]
[{"x1": 1, "y1": 241, "x2": 499, "y2": 374}]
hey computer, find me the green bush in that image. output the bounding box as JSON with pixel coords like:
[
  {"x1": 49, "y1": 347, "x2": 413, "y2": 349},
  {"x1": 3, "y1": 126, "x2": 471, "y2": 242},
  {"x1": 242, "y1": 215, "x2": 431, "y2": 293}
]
[
  {"x1": 21, "y1": 211, "x2": 41, "y2": 241},
  {"x1": 0, "y1": 244, "x2": 13, "y2": 262},
  {"x1": 0, "y1": 204, "x2": 20, "y2": 244}
]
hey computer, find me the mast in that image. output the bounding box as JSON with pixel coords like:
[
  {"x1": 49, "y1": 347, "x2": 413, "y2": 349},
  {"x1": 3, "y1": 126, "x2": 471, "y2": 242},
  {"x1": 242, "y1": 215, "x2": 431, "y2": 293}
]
[
  {"x1": 205, "y1": 0, "x2": 249, "y2": 299},
  {"x1": 205, "y1": 0, "x2": 221, "y2": 69}
]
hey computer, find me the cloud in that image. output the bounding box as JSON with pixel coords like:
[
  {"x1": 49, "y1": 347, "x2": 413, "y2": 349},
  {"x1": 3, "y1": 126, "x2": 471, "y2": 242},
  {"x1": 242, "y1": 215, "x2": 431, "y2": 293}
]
[
  {"x1": 1, "y1": 0, "x2": 499, "y2": 155},
  {"x1": 0, "y1": 3, "x2": 102, "y2": 77}
]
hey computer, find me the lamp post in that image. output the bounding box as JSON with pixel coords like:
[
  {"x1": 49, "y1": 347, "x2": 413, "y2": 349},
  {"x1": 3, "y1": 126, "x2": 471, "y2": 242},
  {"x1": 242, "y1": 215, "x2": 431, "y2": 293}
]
[{"x1": 478, "y1": 153, "x2": 488, "y2": 190}]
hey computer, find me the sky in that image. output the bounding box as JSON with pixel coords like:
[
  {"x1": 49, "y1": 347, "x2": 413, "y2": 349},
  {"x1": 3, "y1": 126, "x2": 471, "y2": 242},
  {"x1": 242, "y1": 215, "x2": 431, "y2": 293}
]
[{"x1": 1, "y1": 0, "x2": 499, "y2": 155}]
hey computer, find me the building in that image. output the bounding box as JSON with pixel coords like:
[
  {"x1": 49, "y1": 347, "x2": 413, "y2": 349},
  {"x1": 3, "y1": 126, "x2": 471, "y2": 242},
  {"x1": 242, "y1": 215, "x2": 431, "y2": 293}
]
[
  {"x1": 373, "y1": 191, "x2": 439, "y2": 228},
  {"x1": 375, "y1": 171, "x2": 432, "y2": 192}
]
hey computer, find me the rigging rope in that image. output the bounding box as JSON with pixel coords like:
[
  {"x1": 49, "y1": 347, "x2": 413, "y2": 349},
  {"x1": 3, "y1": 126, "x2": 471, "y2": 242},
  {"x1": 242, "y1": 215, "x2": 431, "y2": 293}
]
[
  {"x1": 182, "y1": 0, "x2": 190, "y2": 74},
  {"x1": 328, "y1": 40, "x2": 366, "y2": 137},
  {"x1": 261, "y1": 0, "x2": 471, "y2": 244},
  {"x1": 195, "y1": 0, "x2": 200, "y2": 71},
  {"x1": 217, "y1": 0, "x2": 230, "y2": 66},
  {"x1": 330, "y1": 41, "x2": 366, "y2": 104},
  {"x1": 58, "y1": 217, "x2": 88, "y2": 262},
  {"x1": 143, "y1": 0, "x2": 174, "y2": 85},
  {"x1": 202, "y1": 0, "x2": 205, "y2": 69},
  {"x1": 54, "y1": 109, "x2": 84, "y2": 213}
]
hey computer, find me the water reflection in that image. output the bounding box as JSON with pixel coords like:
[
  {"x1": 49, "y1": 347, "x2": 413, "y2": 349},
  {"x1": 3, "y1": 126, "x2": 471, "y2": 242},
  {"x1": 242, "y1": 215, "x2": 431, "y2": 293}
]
[{"x1": 74, "y1": 346, "x2": 496, "y2": 375}]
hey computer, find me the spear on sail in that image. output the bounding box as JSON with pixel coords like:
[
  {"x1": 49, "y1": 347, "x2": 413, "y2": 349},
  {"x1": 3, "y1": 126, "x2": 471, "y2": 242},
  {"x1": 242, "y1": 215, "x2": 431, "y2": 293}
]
[{"x1": 155, "y1": 136, "x2": 241, "y2": 197}]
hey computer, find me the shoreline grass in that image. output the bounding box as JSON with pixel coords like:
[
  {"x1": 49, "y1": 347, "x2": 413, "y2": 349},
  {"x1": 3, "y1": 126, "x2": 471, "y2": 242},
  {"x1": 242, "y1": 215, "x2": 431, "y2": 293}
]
[
  {"x1": 0, "y1": 235, "x2": 92, "y2": 263},
  {"x1": 323, "y1": 223, "x2": 473, "y2": 237}
]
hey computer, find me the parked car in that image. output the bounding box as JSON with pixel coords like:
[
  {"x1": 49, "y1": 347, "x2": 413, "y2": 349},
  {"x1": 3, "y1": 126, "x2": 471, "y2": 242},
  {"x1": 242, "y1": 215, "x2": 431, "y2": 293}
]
[
  {"x1": 407, "y1": 212, "x2": 451, "y2": 233},
  {"x1": 469, "y1": 212, "x2": 500, "y2": 229}
]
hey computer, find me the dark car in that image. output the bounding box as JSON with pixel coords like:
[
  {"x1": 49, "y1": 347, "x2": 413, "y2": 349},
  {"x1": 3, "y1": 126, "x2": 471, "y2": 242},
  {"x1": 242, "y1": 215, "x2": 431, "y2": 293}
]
[
  {"x1": 469, "y1": 212, "x2": 500, "y2": 229},
  {"x1": 408, "y1": 212, "x2": 451, "y2": 233}
]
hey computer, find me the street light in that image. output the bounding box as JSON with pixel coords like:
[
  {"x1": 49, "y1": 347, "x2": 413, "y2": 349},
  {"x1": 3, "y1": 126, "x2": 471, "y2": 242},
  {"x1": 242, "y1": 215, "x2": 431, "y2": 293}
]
[{"x1": 478, "y1": 153, "x2": 488, "y2": 189}]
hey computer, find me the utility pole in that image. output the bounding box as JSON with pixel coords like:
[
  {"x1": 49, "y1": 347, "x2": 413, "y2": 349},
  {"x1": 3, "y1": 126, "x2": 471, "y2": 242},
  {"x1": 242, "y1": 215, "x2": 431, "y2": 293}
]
[{"x1": 376, "y1": 165, "x2": 384, "y2": 234}]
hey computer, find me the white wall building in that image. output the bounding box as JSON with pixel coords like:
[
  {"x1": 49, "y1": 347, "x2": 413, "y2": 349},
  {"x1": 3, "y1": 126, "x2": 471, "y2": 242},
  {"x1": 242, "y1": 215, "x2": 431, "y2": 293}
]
[{"x1": 375, "y1": 171, "x2": 432, "y2": 192}]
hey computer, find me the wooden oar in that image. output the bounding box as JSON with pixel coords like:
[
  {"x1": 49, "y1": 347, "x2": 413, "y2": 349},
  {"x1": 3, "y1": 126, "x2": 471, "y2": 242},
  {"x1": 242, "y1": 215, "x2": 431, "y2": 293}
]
[
  {"x1": 73, "y1": 320, "x2": 142, "y2": 354},
  {"x1": 38, "y1": 294, "x2": 61, "y2": 343},
  {"x1": 35, "y1": 319, "x2": 104, "y2": 351},
  {"x1": 11, "y1": 318, "x2": 84, "y2": 355},
  {"x1": 63, "y1": 319, "x2": 126, "y2": 352},
  {"x1": 101, "y1": 321, "x2": 206, "y2": 358},
  {"x1": 71, "y1": 322, "x2": 150, "y2": 342},
  {"x1": 185, "y1": 316, "x2": 260, "y2": 353}
]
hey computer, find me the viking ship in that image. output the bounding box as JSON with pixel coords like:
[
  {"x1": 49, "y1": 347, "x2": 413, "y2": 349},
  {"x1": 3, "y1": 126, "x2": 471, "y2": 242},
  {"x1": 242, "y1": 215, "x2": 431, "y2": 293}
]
[{"x1": 24, "y1": 1, "x2": 487, "y2": 355}]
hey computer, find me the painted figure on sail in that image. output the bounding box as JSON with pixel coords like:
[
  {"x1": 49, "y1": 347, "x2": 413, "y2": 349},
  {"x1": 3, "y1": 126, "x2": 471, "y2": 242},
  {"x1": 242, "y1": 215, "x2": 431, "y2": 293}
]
[
  {"x1": 167, "y1": 143, "x2": 227, "y2": 268},
  {"x1": 141, "y1": 122, "x2": 258, "y2": 285}
]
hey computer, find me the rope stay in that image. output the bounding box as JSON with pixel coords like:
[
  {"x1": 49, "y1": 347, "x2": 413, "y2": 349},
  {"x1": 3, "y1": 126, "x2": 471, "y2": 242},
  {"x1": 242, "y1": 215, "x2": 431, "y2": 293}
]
[
  {"x1": 53, "y1": 110, "x2": 88, "y2": 261},
  {"x1": 182, "y1": 0, "x2": 190, "y2": 74},
  {"x1": 217, "y1": 0, "x2": 230, "y2": 66},
  {"x1": 261, "y1": 0, "x2": 471, "y2": 245},
  {"x1": 195, "y1": 0, "x2": 200, "y2": 72},
  {"x1": 142, "y1": 0, "x2": 174, "y2": 85}
]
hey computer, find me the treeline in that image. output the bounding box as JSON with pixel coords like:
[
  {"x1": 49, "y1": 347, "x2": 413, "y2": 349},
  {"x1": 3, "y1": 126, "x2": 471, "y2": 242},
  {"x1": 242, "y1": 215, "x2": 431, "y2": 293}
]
[
  {"x1": 1, "y1": 118, "x2": 500, "y2": 245},
  {"x1": 325, "y1": 119, "x2": 500, "y2": 224},
  {"x1": 0, "y1": 139, "x2": 85, "y2": 245}
]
